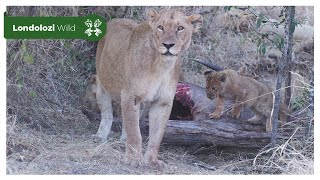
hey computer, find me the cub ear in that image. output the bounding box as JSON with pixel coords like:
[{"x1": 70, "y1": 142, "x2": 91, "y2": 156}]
[
  {"x1": 220, "y1": 73, "x2": 226, "y2": 82},
  {"x1": 204, "y1": 70, "x2": 213, "y2": 76},
  {"x1": 146, "y1": 8, "x2": 159, "y2": 20},
  {"x1": 187, "y1": 14, "x2": 203, "y2": 33}
]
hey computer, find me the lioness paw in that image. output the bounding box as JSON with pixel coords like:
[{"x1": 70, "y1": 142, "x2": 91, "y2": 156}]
[
  {"x1": 124, "y1": 154, "x2": 143, "y2": 168},
  {"x1": 209, "y1": 112, "x2": 221, "y2": 119},
  {"x1": 91, "y1": 134, "x2": 106, "y2": 143},
  {"x1": 146, "y1": 159, "x2": 166, "y2": 170}
]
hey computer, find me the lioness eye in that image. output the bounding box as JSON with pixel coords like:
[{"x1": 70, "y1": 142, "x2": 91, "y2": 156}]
[
  {"x1": 158, "y1": 25, "x2": 164, "y2": 31},
  {"x1": 177, "y1": 26, "x2": 185, "y2": 31}
]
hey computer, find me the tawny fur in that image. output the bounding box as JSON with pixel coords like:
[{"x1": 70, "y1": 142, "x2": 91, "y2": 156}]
[
  {"x1": 94, "y1": 9, "x2": 202, "y2": 169},
  {"x1": 83, "y1": 75, "x2": 100, "y2": 113},
  {"x1": 204, "y1": 69, "x2": 287, "y2": 132},
  {"x1": 216, "y1": 9, "x2": 256, "y2": 32}
]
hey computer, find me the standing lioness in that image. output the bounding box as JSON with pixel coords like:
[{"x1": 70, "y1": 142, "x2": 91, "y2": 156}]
[{"x1": 94, "y1": 9, "x2": 202, "y2": 168}]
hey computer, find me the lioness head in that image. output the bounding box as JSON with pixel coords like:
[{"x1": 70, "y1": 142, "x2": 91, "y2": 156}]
[
  {"x1": 204, "y1": 71, "x2": 226, "y2": 100},
  {"x1": 147, "y1": 9, "x2": 202, "y2": 56}
]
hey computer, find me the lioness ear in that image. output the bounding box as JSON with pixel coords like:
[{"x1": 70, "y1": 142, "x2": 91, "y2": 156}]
[
  {"x1": 146, "y1": 8, "x2": 159, "y2": 20},
  {"x1": 204, "y1": 70, "x2": 213, "y2": 76},
  {"x1": 220, "y1": 73, "x2": 226, "y2": 82},
  {"x1": 187, "y1": 14, "x2": 203, "y2": 33}
]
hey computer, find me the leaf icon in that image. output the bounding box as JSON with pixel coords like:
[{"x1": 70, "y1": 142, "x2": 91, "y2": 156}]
[
  {"x1": 85, "y1": 19, "x2": 92, "y2": 28},
  {"x1": 85, "y1": 29, "x2": 92, "y2": 36},
  {"x1": 94, "y1": 19, "x2": 102, "y2": 28},
  {"x1": 94, "y1": 28, "x2": 102, "y2": 36}
]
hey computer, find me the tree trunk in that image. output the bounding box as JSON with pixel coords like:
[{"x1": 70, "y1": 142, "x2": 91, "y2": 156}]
[
  {"x1": 306, "y1": 67, "x2": 314, "y2": 138},
  {"x1": 284, "y1": 7, "x2": 295, "y2": 111},
  {"x1": 271, "y1": 6, "x2": 295, "y2": 146}
]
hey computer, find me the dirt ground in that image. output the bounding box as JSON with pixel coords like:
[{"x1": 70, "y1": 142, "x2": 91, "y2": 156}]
[
  {"x1": 6, "y1": 108, "x2": 313, "y2": 175},
  {"x1": 6, "y1": 6, "x2": 314, "y2": 175}
]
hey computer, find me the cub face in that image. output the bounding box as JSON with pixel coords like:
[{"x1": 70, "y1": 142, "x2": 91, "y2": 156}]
[
  {"x1": 204, "y1": 71, "x2": 226, "y2": 100},
  {"x1": 147, "y1": 9, "x2": 202, "y2": 56}
]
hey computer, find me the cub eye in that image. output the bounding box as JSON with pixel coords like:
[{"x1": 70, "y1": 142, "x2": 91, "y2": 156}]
[
  {"x1": 158, "y1": 25, "x2": 164, "y2": 31},
  {"x1": 212, "y1": 87, "x2": 215, "y2": 91},
  {"x1": 177, "y1": 26, "x2": 185, "y2": 31}
]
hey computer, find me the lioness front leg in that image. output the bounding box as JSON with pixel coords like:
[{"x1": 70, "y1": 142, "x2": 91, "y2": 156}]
[
  {"x1": 121, "y1": 91, "x2": 143, "y2": 167},
  {"x1": 144, "y1": 99, "x2": 172, "y2": 169},
  {"x1": 209, "y1": 96, "x2": 225, "y2": 119}
]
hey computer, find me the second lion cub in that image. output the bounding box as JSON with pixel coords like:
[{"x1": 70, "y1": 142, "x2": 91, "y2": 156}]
[{"x1": 204, "y1": 69, "x2": 287, "y2": 132}]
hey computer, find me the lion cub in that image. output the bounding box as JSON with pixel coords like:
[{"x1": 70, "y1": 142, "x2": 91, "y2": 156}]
[{"x1": 204, "y1": 69, "x2": 287, "y2": 132}]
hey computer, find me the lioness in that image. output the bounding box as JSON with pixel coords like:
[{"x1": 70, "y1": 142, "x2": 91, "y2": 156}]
[
  {"x1": 204, "y1": 69, "x2": 287, "y2": 132},
  {"x1": 94, "y1": 9, "x2": 202, "y2": 168}
]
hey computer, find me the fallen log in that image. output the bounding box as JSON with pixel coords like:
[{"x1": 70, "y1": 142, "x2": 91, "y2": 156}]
[
  {"x1": 111, "y1": 117, "x2": 270, "y2": 148},
  {"x1": 163, "y1": 119, "x2": 270, "y2": 148}
]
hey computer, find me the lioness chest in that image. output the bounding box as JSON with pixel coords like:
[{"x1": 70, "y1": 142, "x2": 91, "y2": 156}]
[{"x1": 134, "y1": 67, "x2": 177, "y2": 104}]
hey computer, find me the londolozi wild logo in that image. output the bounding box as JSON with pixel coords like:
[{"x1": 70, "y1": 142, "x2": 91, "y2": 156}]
[
  {"x1": 4, "y1": 13, "x2": 106, "y2": 41},
  {"x1": 84, "y1": 19, "x2": 102, "y2": 37}
]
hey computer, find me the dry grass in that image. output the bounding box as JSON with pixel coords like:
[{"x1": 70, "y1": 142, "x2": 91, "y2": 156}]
[
  {"x1": 6, "y1": 116, "x2": 230, "y2": 175},
  {"x1": 6, "y1": 6, "x2": 314, "y2": 174},
  {"x1": 253, "y1": 124, "x2": 314, "y2": 174},
  {"x1": 7, "y1": 115, "x2": 313, "y2": 174}
]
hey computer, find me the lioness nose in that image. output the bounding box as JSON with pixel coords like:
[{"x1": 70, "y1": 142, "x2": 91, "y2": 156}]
[{"x1": 162, "y1": 43, "x2": 175, "y2": 49}]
